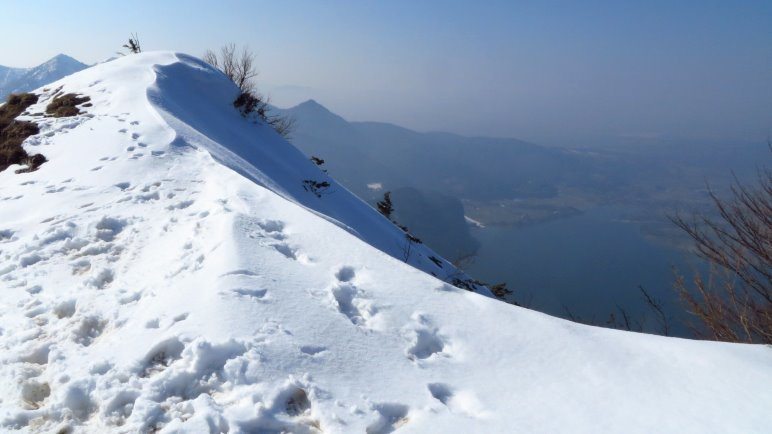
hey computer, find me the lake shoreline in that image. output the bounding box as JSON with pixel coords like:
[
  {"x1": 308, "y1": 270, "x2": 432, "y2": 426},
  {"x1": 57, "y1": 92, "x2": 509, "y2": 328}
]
[{"x1": 462, "y1": 206, "x2": 699, "y2": 337}]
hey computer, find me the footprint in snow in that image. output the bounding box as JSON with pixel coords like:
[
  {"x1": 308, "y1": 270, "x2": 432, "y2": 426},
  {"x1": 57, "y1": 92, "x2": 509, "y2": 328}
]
[
  {"x1": 71, "y1": 315, "x2": 108, "y2": 346},
  {"x1": 0, "y1": 229, "x2": 16, "y2": 242},
  {"x1": 232, "y1": 288, "x2": 267, "y2": 299},
  {"x1": 366, "y1": 403, "x2": 410, "y2": 434},
  {"x1": 405, "y1": 313, "x2": 449, "y2": 361},
  {"x1": 273, "y1": 242, "x2": 299, "y2": 260},
  {"x1": 103, "y1": 390, "x2": 140, "y2": 426},
  {"x1": 85, "y1": 268, "x2": 114, "y2": 289},
  {"x1": 166, "y1": 199, "x2": 194, "y2": 210},
  {"x1": 45, "y1": 186, "x2": 66, "y2": 194},
  {"x1": 329, "y1": 268, "x2": 379, "y2": 329},
  {"x1": 118, "y1": 291, "x2": 141, "y2": 305},
  {"x1": 284, "y1": 387, "x2": 312, "y2": 417},
  {"x1": 335, "y1": 265, "x2": 356, "y2": 283},
  {"x1": 138, "y1": 337, "x2": 186, "y2": 377},
  {"x1": 89, "y1": 360, "x2": 113, "y2": 375},
  {"x1": 257, "y1": 219, "x2": 285, "y2": 234},
  {"x1": 427, "y1": 383, "x2": 486, "y2": 418},
  {"x1": 300, "y1": 345, "x2": 327, "y2": 356},
  {"x1": 171, "y1": 312, "x2": 189, "y2": 324}
]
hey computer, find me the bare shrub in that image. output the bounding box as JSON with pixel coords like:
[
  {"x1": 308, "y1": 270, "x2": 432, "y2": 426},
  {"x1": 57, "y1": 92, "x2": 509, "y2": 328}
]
[
  {"x1": 204, "y1": 44, "x2": 294, "y2": 138},
  {"x1": 269, "y1": 113, "x2": 295, "y2": 139},
  {"x1": 310, "y1": 156, "x2": 327, "y2": 173},
  {"x1": 377, "y1": 192, "x2": 394, "y2": 219},
  {"x1": 302, "y1": 180, "x2": 332, "y2": 198},
  {"x1": 639, "y1": 286, "x2": 671, "y2": 336},
  {"x1": 670, "y1": 165, "x2": 771, "y2": 343},
  {"x1": 204, "y1": 44, "x2": 257, "y2": 92},
  {"x1": 400, "y1": 232, "x2": 423, "y2": 262},
  {"x1": 561, "y1": 285, "x2": 671, "y2": 335},
  {"x1": 428, "y1": 255, "x2": 444, "y2": 268},
  {"x1": 122, "y1": 33, "x2": 141, "y2": 54},
  {"x1": 372, "y1": 191, "x2": 424, "y2": 263}
]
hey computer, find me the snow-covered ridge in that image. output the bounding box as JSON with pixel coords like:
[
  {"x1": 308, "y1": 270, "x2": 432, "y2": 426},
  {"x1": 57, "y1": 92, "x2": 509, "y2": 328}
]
[{"x1": 0, "y1": 52, "x2": 770, "y2": 433}]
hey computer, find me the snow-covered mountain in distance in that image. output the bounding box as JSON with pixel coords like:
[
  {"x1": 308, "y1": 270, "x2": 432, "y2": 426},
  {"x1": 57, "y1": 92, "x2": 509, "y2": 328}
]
[
  {"x1": 277, "y1": 98, "x2": 589, "y2": 203},
  {"x1": 0, "y1": 65, "x2": 25, "y2": 92},
  {"x1": 0, "y1": 54, "x2": 87, "y2": 99},
  {"x1": 0, "y1": 52, "x2": 770, "y2": 433}
]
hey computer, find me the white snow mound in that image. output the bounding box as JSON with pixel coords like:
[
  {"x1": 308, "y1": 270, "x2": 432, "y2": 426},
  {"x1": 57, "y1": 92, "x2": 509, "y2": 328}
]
[{"x1": 0, "y1": 52, "x2": 770, "y2": 433}]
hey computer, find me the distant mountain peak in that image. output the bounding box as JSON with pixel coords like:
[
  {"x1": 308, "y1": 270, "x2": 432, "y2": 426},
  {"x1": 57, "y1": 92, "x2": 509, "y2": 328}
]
[
  {"x1": 295, "y1": 98, "x2": 328, "y2": 111},
  {"x1": 38, "y1": 53, "x2": 87, "y2": 71},
  {"x1": 282, "y1": 98, "x2": 350, "y2": 127},
  {"x1": 0, "y1": 53, "x2": 87, "y2": 98},
  {"x1": 47, "y1": 53, "x2": 82, "y2": 64}
]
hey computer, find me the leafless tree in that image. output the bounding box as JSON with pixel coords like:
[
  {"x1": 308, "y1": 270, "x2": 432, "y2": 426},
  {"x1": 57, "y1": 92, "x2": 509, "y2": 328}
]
[
  {"x1": 202, "y1": 49, "x2": 219, "y2": 70},
  {"x1": 269, "y1": 114, "x2": 295, "y2": 138},
  {"x1": 400, "y1": 234, "x2": 414, "y2": 262},
  {"x1": 204, "y1": 44, "x2": 258, "y2": 92},
  {"x1": 205, "y1": 44, "x2": 294, "y2": 138},
  {"x1": 670, "y1": 163, "x2": 772, "y2": 343},
  {"x1": 123, "y1": 33, "x2": 141, "y2": 54}
]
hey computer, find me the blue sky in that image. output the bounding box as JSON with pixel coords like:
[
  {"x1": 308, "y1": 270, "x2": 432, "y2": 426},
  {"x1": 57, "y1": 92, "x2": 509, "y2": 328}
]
[{"x1": 2, "y1": 0, "x2": 770, "y2": 145}]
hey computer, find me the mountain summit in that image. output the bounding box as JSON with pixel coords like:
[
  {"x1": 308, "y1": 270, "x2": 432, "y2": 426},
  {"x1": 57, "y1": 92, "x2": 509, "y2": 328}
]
[
  {"x1": 0, "y1": 52, "x2": 769, "y2": 433},
  {"x1": 0, "y1": 54, "x2": 87, "y2": 99}
]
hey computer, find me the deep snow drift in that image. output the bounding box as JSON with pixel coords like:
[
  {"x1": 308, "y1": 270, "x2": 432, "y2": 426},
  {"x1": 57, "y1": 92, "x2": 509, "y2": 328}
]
[{"x1": 0, "y1": 52, "x2": 770, "y2": 433}]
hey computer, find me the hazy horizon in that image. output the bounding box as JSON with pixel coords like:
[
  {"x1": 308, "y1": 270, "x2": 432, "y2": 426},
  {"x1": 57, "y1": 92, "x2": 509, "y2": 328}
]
[{"x1": 2, "y1": 0, "x2": 770, "y2": 146}]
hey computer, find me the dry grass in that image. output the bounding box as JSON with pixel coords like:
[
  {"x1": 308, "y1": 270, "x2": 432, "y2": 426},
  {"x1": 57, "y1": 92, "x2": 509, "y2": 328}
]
[
  {"x1": 0, "y1": 93, "x2": 45, "y2": 173},
  {"x1": 46, "y1": 93, "x2": 91, "y2": 118}
]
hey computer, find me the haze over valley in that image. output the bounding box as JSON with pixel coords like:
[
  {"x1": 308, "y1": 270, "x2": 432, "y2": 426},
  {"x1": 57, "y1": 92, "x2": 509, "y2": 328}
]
[{"x1": 1, "y1": 2, "x2": 770, "y2": 432}]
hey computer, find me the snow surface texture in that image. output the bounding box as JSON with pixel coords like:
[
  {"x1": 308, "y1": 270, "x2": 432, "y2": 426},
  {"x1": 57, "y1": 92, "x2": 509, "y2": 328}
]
[{"x1": 0, "y1": 52, "x2": 770, "y2": 433}]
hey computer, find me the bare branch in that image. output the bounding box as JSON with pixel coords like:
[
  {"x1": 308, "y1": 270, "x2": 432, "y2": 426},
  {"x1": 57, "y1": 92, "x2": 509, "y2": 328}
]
[
  {"x1": 669, "y1": 158, "x2": 772, "y2": 343},
  {"x1": 207, "y1": 44, "x2": 294, "y2": 138}
]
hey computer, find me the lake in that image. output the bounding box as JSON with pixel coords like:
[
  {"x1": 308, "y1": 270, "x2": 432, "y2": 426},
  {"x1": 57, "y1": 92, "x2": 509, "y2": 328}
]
[{"x1": 464, "y1": 207, "x2": 703, "y2": 337}]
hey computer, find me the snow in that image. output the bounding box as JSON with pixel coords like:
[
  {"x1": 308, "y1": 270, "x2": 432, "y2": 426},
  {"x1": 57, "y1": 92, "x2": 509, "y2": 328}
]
[
  {"x1": 463, "y1": 215, "x2": 485, "y2": 229},
  {"x1": 0, "y1": 52, "x2": 770, "y2": 433},
  {"x1": 0, "y1": 54, "x2": 87, "y2": 99}
]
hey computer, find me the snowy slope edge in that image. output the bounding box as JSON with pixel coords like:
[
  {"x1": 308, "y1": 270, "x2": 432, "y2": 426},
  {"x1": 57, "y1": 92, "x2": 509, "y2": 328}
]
[
  {"x1": 0, "y1": 52, "x2": 769, "y2": 433},
  {"x1": 145, "y1": 53, "x2": 488, "y2": 294}
]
